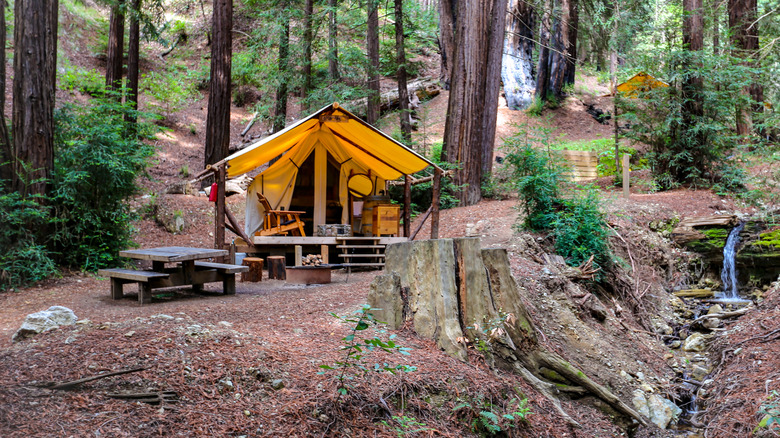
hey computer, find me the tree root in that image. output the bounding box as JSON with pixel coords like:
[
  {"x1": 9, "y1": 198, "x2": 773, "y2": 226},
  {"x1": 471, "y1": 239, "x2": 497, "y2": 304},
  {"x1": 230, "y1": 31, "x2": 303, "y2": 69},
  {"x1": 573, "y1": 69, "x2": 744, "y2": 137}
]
[{"x1": 512, "y1": 363, "x2": 582, "y2": 428}]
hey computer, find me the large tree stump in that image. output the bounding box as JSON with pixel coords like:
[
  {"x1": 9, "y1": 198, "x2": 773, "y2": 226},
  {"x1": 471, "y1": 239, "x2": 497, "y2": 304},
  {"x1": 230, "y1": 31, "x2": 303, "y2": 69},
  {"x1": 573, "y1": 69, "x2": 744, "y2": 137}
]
[
  {"x1": 376, "y1": 237, "x2": 649, "y2": 427},
  {"x1": 267, "y1": 256, "x2": 286, "y2": 280},
  {"x1": 242, "y1": 257, "x2": 263, "y2": 282}
]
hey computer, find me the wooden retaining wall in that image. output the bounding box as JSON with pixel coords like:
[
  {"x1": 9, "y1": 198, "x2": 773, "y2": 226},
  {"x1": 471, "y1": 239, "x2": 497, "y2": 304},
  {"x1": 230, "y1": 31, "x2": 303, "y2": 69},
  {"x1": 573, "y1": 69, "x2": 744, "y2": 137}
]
[{"x1": 553, "y1": 150, "x2": 599, "y2": 182}]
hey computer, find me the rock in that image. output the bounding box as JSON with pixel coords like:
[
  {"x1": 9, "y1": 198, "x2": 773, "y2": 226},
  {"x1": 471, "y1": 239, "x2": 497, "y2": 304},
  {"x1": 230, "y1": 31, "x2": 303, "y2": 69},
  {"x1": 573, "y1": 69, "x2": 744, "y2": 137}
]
[
  {"x1": 367, "y1": 272, "x2": 404, "y2": 330},
  {"x1": 652, "y1": 318, "x2": 674, "y2": 335},
  {"x1": 691, "y1": 365, "x2": 709, "y2": 381},
  {"x1": 271, "y1": 379, "x2": 285, "y2": 390},
  {"x1": 683, "y1": 333, "x2": 709, "y2": 352},
  {"x1": 632, "y1": 389, "x2": 682, "y2": 429},
  {"x1": 218, "y1": 321, "x2": 233, "y2": 328},
  {"x1": 12, "y1": 306, "x2": 78, "y2": 342},
  {"x1": 708, "y1": 304, "x2": 724, "y2": 315},
  {"x1": 587, "y1": 296, "x2": 608, "y2": 321},
  {"x1": 218, "y1": 379, "x2": 234, "y2": 391},
  {"x1": 702, "y1": 318, "x2": 722, "y2": 330},
  {"x1": 670, "y1": 340, "x2": 682, "y2": 349},
  {"x1": 151, "y1": 314, "x2": 175, "y2": 320},
  {"x1": 124, "y1": 331, "x2": 135, "y2": 337}
]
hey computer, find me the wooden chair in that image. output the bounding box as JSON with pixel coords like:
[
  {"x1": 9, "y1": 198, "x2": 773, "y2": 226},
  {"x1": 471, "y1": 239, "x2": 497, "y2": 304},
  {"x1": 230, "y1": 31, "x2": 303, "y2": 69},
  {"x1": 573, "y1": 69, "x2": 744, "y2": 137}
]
[{"x1": 256, "y1": 193, "x2": 306, "y2": 237}]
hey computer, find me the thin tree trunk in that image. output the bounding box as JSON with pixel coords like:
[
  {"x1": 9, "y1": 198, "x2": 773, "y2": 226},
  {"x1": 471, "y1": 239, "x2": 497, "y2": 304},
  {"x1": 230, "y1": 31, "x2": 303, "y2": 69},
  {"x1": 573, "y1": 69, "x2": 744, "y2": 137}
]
[
  {"x1": 366, "y1": 0, "x2": 380, "y2": 125},
  {"x1": 442, "y1": 0, "x2": 507, "y2": 205},
  {"x1": 125, "y1": 0, "x2": 140, "y2": 124},
  {"x1": 729, "y1": 0, "x2": 762, "y2": 138},
  {"x1": 534, "y1": 0, "x2": 552, "y2": 101},
  {"x1": 563, "y1": 0, "x2": 579, "y2": 86},
  {"x1": 328, "y1": 0, "x2": 339, "y2": 81},
  {"x1": 395, "y1": 0, "x2": 412, "y2": 143},
  {"x1": 204, "y1": 0, "x2": 233, "y2": 168},
  {"x1": 12, "y1": 0, "x2": 58, "y2": 196},
  {"x1": 302, "y1": 0, "x2": 313, "y2": 108},
  {"x1": 438, "y1": 0, "x2": 456, "y2": 89},
  {"x1": 0, "y1": 0, "x2": 11, "y2": 186},
  {"x1": 273, "y1": 2, "x2": 290, "y2": 134},
  {"x1": 683, "y1": 0, "x2": 704, "y2": 170},
  {"x1": 478, "y1": 0, "x2": 507, "y2": 178},
  {"x1": 106, "y1": 0, "x2": 125, "y2": 96}
]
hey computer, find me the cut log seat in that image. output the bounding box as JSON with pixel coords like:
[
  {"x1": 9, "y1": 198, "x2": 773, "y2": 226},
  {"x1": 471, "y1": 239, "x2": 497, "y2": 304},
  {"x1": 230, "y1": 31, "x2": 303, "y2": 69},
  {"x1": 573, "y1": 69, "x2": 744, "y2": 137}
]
[
  {"x1": 193, "y1": 261, "x2": 249, "y2": 295},
  {"x1": 98, "y1": 269, "x2": 170, "y2": 304}
]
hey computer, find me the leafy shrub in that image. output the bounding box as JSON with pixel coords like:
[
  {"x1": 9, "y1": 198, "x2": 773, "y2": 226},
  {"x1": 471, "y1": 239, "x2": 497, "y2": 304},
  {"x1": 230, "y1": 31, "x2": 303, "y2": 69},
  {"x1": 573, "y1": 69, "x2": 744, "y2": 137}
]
[
  {"x1": 453, "y1": 394, "x2": 531, "y2": 435},
  {"x1": 550, "y1": 192, "x2": 611, "y2": 269},
  {"x1": 60, "y1": 65, "x2": 105, "y2": 96},
  {"x1": 141, "y1": 68, "x2": 198, "y2": 117},
  {"x1": 50, "y1": 97, "x2": 156, "y2": 271},
  {"x1": 0, "y1": 190, "x2": 57, "y2": 289}
]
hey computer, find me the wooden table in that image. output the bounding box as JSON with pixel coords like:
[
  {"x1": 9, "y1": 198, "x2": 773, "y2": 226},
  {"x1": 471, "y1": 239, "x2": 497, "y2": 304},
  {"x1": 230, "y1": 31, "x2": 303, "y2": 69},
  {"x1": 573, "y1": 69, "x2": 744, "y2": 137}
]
[{"x1": 100, "y1": 246, "x2": 246, "y2": 304}]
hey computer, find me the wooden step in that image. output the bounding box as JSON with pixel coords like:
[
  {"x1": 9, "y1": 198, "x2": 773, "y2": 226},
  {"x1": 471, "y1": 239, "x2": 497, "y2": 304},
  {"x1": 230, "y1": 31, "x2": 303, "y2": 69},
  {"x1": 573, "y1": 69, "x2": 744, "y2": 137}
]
[
  {"x1": 335, "y1": 237, "x2": 381, "y2": 241},
  {"x1": 336, "y1": 245, "x2": 386, "y2": 249},
  {"x1": 342, "y1": 263, "x2": 385, "y2": 267},
  {"x1": 338, "y1": 253, "x2": 385, "y2": 258}
]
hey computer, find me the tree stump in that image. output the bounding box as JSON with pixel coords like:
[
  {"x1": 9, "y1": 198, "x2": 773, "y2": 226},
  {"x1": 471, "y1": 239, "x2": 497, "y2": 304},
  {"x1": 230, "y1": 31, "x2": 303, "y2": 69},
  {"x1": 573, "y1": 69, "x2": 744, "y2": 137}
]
[
  {"x1": 267, "y1": 256, "x2": 286, "y2": 280},
  {"x1": 242, "y1": 257, "x2": 264, "y2": 282}
]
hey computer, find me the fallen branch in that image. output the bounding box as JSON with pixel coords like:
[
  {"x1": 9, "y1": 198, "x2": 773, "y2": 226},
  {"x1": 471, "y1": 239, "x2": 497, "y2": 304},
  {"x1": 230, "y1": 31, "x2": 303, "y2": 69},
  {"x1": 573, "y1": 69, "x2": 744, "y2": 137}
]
[
  {"x1": 43, "y1": 367, "x2": 146, "y2": 391},
  {"x1": 106, "y1": 390, "x2": 178, "y2": 405},
  {"x1": 674, "y1": 288, "x2": 714, "y2": 298},
  {"x1": 691, "y1": 307, "x2": 751, "y2": 325}
]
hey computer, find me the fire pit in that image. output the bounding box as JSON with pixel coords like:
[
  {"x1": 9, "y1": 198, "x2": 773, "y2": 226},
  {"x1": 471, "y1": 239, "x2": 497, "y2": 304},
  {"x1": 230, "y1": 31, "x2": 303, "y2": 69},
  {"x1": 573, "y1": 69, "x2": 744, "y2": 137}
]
[{"x1": 285, "y1": 265, "x2": 335, "y2": 284}]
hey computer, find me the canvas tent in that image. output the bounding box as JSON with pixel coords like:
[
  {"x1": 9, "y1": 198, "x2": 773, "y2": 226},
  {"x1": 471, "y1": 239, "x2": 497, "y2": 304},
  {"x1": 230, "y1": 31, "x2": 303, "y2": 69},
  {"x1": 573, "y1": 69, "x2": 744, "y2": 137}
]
[
  {"x1": 215, "y1": 103, "x2": 436, "y2": 238},
  {"x1": 616, "y1": 72, "x2": 669, "y2": 98}
]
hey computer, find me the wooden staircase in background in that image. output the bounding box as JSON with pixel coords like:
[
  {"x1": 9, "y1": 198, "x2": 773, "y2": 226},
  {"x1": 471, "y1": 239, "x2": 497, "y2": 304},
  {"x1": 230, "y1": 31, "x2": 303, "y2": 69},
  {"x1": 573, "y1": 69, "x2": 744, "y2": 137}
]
[{"x1": 336, "y1": 237, "x2": 386, "y2": 269}]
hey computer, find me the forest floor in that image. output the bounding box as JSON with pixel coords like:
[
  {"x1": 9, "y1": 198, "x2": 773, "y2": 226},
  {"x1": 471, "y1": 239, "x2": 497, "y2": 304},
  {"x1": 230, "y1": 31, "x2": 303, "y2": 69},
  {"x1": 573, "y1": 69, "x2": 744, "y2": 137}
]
[{"x1": 2, "y1": 4, "x2": 779, "y2": 435}]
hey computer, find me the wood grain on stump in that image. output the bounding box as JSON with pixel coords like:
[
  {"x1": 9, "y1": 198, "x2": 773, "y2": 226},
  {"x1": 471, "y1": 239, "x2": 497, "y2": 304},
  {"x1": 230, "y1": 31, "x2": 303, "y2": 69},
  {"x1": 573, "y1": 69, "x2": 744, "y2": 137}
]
[
  {"x1": 242, "y1": 257, "x2": 263, "y2": 282},
  {"x1": 267, "y1": 256, "x2": 286, "y2": 280}
]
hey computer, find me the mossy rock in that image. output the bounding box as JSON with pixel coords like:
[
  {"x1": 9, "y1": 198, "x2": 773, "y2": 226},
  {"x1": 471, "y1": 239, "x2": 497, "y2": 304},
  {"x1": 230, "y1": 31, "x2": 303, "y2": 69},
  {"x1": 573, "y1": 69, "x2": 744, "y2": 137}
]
[{"x1": 685, "y1": 227, "x2": 730, "y2": 256}]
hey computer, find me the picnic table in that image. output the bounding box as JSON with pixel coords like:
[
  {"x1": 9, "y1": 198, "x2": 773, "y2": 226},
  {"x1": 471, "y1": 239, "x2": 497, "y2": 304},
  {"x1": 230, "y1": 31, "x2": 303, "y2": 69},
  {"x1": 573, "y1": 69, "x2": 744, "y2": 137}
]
[{"x1": 98, "y1": 246, "x2": 248, "y2": 304}]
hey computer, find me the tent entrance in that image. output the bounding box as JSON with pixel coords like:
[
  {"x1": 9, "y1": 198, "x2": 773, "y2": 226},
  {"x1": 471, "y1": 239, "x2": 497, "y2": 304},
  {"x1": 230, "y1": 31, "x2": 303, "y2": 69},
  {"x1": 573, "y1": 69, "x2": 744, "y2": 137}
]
[{"x1": 289, "y1": 148, "x2": 342, "y2": 236}]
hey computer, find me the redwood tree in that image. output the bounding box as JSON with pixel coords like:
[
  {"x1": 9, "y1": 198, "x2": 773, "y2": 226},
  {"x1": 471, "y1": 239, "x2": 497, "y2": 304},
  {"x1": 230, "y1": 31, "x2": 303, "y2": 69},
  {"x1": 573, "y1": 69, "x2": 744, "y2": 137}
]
[
  {"x1": 327, "y1": 0, "x2": 339, "y2": 81},
  {"x1": 301, "y1": 0, "x2": 314, "y2": 107},
  {"x1": 106, "y1": 0, "x2": 126, "y2": 94},
  {"x1": 441, "y1": 0, "x2": 507, "y2": 205},
  {"x1": 273, "y1": 1, "x2": 290, "y2": 134},
  {"x1": 204, "y1": 0, "x2": 233, "y2": 168},
  {"x1": 729, "y1": 0, "x2": 762, "y2": 137},
  {"x1": 395, "y1": 0, "x2": 412, "y2": 143},
  {"x1": 12, "y1": 0, "x2": 58, "y2": 196},
  {"x1": 366, "y1": 0, "x2": 380, "y2": 125},
  {"x1": 125, "y1": 0, "x2": 141, "y2": 124},
  {"x1": 438, "y1": 0, "x2": 456, "y2": 89},
  {"x1": 0, "y1": 0, "x2": 11, "y2": 185}
]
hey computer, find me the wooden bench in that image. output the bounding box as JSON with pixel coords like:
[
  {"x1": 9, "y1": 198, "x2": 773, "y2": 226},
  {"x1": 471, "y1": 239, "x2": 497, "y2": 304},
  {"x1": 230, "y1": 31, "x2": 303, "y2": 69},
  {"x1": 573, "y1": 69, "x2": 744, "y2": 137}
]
[
  {"x1": 194, "y1": 261, "x2": 249, "y2": 295},
  {"x1": 98, "y1": 269, "x2": 170, "y2": 304}
]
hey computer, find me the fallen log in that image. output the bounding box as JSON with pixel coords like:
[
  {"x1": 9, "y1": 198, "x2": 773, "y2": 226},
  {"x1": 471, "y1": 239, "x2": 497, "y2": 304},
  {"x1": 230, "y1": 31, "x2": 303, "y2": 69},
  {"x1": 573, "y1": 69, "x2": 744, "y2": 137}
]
[
  {"x1": 691, "y1": 307, "x2": 751, "y2": 324},
  {"x1": 674, "y1": 289, "x2": 714, "y2": 298}
]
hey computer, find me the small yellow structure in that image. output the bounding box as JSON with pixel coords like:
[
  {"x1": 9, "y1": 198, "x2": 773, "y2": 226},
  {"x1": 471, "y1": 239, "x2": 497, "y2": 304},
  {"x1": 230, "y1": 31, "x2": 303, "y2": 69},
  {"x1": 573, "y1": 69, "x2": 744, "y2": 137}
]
[{"x1": 616, "y1": 72, "x2": 669, "y2": 98}]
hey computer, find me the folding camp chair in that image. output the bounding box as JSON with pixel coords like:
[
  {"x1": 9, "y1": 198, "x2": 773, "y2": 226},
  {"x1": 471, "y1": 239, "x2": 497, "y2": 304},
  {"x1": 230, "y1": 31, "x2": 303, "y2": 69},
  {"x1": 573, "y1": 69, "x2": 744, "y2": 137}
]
[{"x1": 256, "y1": 193, "x2": 306, "y2": 237}]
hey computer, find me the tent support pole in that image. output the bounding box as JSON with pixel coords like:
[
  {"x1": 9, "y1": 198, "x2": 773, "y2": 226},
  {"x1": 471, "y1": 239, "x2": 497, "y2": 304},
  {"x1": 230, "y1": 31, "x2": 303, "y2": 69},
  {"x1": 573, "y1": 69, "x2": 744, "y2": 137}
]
[
  {"x1": 430, "y1": 167, "x2": 441, "y2": 239},
  {"x1": 215, "y1": 165, "x2": 227, "y2": 259},
  {"x1": 403, "y1": 175, "x2": 411, "y2": 238}
]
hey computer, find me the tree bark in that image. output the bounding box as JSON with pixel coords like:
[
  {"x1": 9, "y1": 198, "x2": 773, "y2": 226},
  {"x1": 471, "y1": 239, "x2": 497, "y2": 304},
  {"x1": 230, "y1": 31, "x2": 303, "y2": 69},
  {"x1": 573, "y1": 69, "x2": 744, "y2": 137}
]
[
  {"x1": 106, "y1": 0, "x2": 125, "y2": 95},
  {"x1": 729, "y1": 0, "x2": 762, "y2": 137},
  {"x1": 204, "y1": 0, "x2": 233, "y2": 169},
  {"x1": 273, "y1": 2, "x2": 290, "y2": 134},
  {"x1": 395, "y1": 0, "x2": 412, "y2": 144},
  {"x1": 534, "y1": 0, "x2": 552, "y2": 101},
  {"x1": 125, "y1": 0, "x2": 141, "y2": 124},
  {"x1": 0, "y1": 0, "x2": 12, "y2": 186},
  {"x1": 563, "y1": 0, "x2": 579, "y2": 86},
  {"x1": 683, "y1": 0, "x2": 704, "y2": 155},
  {"x1": 502, "y1": 0, "x2": 536, "y2": 110},
  {"x1": 328, "y1": 0, "x2": 339, "y2": 82},
  {"x1": 366, "y1": 0, "x2": 380, "y2": 125},
  {"x1": 441, "y1": 0, "x2": 506, "y2": 205},
  {"x1": 12, "y1": 0, "x2": 58, "y2": 196},
  {"x1": 548, "y1": 15, "x2": 566, "y2": 99},
  {"x1": 302, "y1": 0, "x2": 313, "y2": 108},
  {"x1": 438, "y1": 0, "x2": 456, "y2": 89}
]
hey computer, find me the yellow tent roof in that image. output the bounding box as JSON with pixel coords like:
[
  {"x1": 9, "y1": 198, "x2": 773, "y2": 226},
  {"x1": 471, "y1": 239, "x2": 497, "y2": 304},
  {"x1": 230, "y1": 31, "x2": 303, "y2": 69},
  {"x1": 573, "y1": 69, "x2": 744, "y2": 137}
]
[
  {"x1": 616, "y1": 72, "x2": 669, "y2": 98},
  {"x1": 220, "y1": 103, "x2": 435, "y2": 179}
]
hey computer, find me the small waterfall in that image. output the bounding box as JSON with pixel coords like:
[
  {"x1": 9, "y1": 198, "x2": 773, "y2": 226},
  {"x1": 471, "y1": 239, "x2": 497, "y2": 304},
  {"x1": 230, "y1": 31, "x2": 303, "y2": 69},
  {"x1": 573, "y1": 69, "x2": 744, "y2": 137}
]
[{"x1": 721, "y1": 222, "x2": 745, "y2": 299}]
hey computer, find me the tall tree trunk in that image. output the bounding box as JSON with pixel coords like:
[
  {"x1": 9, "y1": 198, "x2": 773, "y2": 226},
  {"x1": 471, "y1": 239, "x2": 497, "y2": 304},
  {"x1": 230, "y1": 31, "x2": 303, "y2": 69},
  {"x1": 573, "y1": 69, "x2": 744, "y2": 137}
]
[
  {"x1": 106, "y1": 0, "x2": 125, "y2": 95},
  {"x1": 125, "y1": 0, "x2": 140, "y2": 125},
  {"x1": 534, "y1": 0, "x2": 552, "y2": 101},
  {"x1": 438, "y1": 0, "x2": 456, "y2": 89},
  {"x1": 328, "y1": 0, "x2": 339, "y2": 81},
  {"x1": 442, "y1": 0, "x2": 507, "y2": 205},
  {"x1": 729, "y1": 0, "x2": 761, "y2": 137},
  {"x1": 682, "y1": 0, "x2": 704, "y2": 172},
  {"x1": 502, "y1": 0, "x2": 536, "y2": 110},
  {"x1": 301, "y1": 0, "x2": 313, "y2": 108},
  {"x1": 12, "y1": 0, "x2": 58, "y2": 196},
  {"x1": 274, "y1": 2, "x2": 290, "y2": 134},
  {"x1": 0, "y1": 0, "x2": 12, "y2": 186},
  {"x1": 395, "y1": 0, "x2": 412, "y2": 143},
  {"x1": 548, "y1": 16, "x2": 566, "y2": 98},
  {"x1": 366, "y1": 0, "x2": 380, "y2": 125},
  {"x1": 563, "y1": 0, "x2": 578, "y2": 86},
  {"x1": 204, "y1": 0, "x2": 233, "y2": 168}
]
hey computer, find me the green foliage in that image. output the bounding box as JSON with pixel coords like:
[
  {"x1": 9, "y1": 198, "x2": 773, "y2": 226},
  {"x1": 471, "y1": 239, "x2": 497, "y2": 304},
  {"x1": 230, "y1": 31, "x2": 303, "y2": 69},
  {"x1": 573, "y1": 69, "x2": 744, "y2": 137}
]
[
  {"x1": 318, "y1": 305, "x2": 416, "y2": 400},
  {"x1": 50, "y1": 96, "x2": 157, "y2": 271},
  {"x1": 387, "y1": 143, "x2": 461, "y2": 216},
  {"x1": 141, "y1": 67, "x2": 198, "y2": 118},
  {"x1": 503, "y1": 128, "x2": 612, "y2": 273},
  {"x1": 453, "y1": 394, "x2": 531, "y2": 436},
  {"x1": 0, "y1": 189, "x2": 57, "y2": 289},
  {"x1": 755, "y1": 390, "x2": 780, "y2": 434},
  {"x1": 380, "y1": 415, "x2": 430, "y2": 437},
  {"x1": 59, "y1": 64, "x2": 105, "y2": 96}
]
